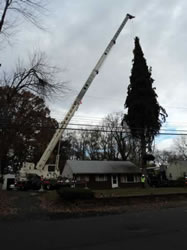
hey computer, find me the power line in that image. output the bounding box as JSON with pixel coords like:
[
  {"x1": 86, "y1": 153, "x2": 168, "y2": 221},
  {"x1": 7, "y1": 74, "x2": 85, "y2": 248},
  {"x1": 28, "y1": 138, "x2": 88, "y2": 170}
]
[
  {"x1": 2, "y1": 120, "x2": 187, "y2": 132},
  {"x1": 1, "y1": 124, "x2": 187, "y2": 136},
  {"x1": 64, "y1": 128, "x2": 187, "y2": 136},
  {"x1": 52, "y1": 113, "x2": 187, "y2": 127},
  {"x1": 67, "y1": 123, "x2": 187, "y2": 132}
]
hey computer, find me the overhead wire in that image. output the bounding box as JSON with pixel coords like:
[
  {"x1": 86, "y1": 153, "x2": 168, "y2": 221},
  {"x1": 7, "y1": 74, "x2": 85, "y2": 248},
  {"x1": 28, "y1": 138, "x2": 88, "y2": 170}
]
[
  {"x1": 1, "y1": 122, "x2": 187, "y2": 136},
  {"x1": 51, "y1": 114, "x2": 187, "y2": 129}
]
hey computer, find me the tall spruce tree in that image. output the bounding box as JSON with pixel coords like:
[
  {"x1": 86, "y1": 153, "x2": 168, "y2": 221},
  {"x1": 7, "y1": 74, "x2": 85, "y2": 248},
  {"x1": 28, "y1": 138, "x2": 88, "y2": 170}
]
[{"x1": 123, "y1": 37, "x2": 167, "y2": 170}]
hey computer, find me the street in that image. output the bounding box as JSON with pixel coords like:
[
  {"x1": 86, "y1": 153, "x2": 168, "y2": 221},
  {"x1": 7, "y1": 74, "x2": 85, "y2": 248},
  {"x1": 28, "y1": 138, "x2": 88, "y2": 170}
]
[{"x1": 1, "y1": 205, "x2": 187, "y2": 250}]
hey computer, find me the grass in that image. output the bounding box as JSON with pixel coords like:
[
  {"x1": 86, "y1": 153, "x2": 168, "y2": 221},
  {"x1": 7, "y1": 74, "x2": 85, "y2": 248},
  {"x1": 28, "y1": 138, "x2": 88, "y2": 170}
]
[
  {"x1": 94, "y1": 187, "x2": 187, "y2": 198},
  {"x1": 40, "y1": 190, "x2": 59, "y2": 201},
  {"x1": 42, "y1": 187, "x2": 187, "y2": 201},
  {"x1": 39, "y1": 188, "x2": 187, "y2": 215}
]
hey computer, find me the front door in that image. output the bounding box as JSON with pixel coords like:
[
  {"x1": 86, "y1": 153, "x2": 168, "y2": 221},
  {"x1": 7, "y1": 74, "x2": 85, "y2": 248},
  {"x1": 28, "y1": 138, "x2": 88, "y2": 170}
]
[{"x1": 111, "y1": 175, "x2": 118, "y2": 188}]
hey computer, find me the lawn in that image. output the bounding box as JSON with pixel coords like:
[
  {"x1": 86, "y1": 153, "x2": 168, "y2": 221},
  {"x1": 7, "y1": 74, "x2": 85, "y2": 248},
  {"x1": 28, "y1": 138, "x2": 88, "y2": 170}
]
[
  {"x1": 40, "y1": 187, "x2": 187, "y2": 206},
  {"x1": 94, "y1": 187, "x2": 187, "y2": 198},
  {"x1": 1, "y1": 187, "x2": 187, "y2": 219},
  {"x1": 39, "y1": 187, "x2": 187, "y2": 216},
  {"x1": 42, "y1": 187, "x2": 187, "y2": 201}
]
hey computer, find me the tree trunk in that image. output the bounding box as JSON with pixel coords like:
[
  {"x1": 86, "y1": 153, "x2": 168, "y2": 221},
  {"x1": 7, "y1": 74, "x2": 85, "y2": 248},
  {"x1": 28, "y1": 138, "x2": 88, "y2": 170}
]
[{"x1": 141, "y1": 135, "x2": 146, "y2": 174}]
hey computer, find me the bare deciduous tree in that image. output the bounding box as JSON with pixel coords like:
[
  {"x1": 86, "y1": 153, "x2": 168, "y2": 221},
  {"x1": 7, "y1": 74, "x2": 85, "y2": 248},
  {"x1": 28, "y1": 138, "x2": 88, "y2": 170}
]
[
  {"x1": 0, "y1": 51, "x2": 68, "y2": 175},
  {"x1": 153, "y1": 149, "x2": 178, "y2": 165},
  {"x1": 0, "y1": 0, "x2": 48, "y2": 38},
  {"x1": 1, "y1": 52, "x2": 67, "y2": 100},
  {"x1": 174, "y1": 135, "x2": 187, "y2": 160},
  {"x1": 102, "y1": 112, "x2": 131, "y2": 160}
]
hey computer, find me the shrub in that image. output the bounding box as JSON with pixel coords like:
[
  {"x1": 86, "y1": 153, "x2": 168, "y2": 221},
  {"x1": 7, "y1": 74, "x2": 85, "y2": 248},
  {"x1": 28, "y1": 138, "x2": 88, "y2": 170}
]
[
  {"x1": 176, "y1": 177, "x2": 185, "y2": 186},
  {"x1": 168, "y1": 177, "x2": 185, "y2": 187},
  {"x1": 57, "y1": 187, "x2": 95, "y2": 200}
]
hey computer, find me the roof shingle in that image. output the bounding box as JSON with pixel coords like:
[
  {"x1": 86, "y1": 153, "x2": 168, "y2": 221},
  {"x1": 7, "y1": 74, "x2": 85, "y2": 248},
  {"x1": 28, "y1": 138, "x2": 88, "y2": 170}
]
[{"x1": 66, "y1": 160, "x2": 140, "y2": 174}]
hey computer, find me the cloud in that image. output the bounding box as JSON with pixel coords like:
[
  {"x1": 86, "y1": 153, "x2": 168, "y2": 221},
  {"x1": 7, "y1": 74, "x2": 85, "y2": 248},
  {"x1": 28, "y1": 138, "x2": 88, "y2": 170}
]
[
  {"x1": 1, "y1": 0, "x2": 187, "y2": 151},
  {"x1": 155, "y1": 137, "x2": 174, "y2": 151}
]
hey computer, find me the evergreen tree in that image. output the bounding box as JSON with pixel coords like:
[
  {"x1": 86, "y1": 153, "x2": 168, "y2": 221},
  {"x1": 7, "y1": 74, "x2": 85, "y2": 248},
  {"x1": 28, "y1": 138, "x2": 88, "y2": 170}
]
[{"x1": 123, "y1": 37, "x2": 167, "y2": 169}]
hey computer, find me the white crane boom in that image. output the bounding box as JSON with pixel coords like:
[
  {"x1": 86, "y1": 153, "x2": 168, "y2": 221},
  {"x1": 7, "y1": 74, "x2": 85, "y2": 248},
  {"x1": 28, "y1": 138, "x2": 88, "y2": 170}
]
[{"x1": 36, "y1": 13, "x2": 135, "y2": 170}]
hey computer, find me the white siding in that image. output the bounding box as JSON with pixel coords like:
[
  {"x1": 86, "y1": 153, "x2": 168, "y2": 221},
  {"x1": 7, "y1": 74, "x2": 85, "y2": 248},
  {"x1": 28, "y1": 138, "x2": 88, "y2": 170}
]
[{"x1": 166, "y1": 161, "x2": 187, "y2": 180}]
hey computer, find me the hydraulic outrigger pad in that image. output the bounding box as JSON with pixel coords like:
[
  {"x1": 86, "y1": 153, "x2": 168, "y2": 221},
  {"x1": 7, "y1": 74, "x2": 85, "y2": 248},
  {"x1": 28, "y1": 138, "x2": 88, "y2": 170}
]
[{"x1": 127, "y1": 13, "x2": 135, "y2": 19}]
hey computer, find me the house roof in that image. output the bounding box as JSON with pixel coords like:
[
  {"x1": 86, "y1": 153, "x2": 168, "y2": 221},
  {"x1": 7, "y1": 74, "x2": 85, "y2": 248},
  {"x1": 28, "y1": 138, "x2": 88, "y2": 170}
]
[{"x1": 65, "y1": 160, "x2": 140, "y2": 174}]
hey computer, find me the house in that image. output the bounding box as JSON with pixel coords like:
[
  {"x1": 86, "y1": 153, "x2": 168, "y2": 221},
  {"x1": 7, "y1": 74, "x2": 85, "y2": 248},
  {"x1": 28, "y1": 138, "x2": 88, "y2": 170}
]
[
  {"x1": 166, "y1": 161, "x2": 187, "y2": 180},
  {"x1": 62, "y1": 160, "x2": 141, "y2": 189}
]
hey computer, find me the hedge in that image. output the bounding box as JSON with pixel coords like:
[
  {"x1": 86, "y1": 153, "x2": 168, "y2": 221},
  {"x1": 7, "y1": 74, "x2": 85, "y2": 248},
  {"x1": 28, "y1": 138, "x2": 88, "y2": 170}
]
[{"x1": 57, "y1": 187, "x2": 95, "y2": 200}]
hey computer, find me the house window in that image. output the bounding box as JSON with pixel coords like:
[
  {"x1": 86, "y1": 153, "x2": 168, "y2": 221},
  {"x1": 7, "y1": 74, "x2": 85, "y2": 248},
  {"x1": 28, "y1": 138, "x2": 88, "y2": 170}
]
[
  {"x1": 95, "y1": 175, "x2": 108, "y2": 182},
  {"x1": 134, "y1": 176, "x2": 141, "y2": 183},
  {"x1": 120, "y1": 176, "x2": 127, "y2": 183},
  {"x1": 127, "y1": 174, "x2": 134, "y2": 182},
  {"x1": 120, "y1": 175, "x2": 137, "y2": 183},
  {"x1": 76, "y1": 175, "x2": 89, "y2": 182}
]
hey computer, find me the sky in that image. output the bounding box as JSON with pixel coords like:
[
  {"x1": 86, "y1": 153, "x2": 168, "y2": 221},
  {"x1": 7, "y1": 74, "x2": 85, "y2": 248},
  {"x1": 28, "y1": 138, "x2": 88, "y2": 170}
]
[{"x1": 1, "y1": 0, "x2": 187, "y2": 151}]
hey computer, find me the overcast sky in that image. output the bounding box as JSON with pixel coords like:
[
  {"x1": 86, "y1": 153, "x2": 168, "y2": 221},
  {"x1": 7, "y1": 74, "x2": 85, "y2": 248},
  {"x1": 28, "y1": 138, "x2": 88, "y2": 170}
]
[{"x1": 2, "y1": 0, "x2": 187, "y2": 151}]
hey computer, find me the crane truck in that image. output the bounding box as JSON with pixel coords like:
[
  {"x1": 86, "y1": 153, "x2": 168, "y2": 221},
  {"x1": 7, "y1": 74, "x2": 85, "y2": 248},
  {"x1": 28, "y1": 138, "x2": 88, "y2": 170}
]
[{"x1": 15, "y1": 13, "x2": 135, "y2": 190}]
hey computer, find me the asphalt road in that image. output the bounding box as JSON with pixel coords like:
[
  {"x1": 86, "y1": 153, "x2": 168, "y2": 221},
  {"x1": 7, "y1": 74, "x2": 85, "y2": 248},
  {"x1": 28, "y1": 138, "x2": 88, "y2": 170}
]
[{"x1": 1, "y1": 206, "x2": 187, "y2": 250}]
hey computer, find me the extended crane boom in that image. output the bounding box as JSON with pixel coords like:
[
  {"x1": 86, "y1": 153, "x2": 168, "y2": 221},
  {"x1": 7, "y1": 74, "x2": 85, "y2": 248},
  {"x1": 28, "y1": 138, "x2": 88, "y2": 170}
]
[{"x1": 36, "y1": 13, "x2": 135, "y2": 170}]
